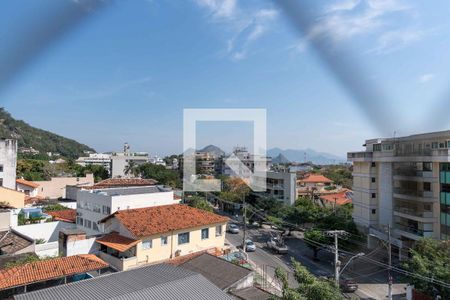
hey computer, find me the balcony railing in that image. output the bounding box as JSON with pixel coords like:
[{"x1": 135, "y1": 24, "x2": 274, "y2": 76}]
[
  {"x1": 394, "y1": 223, "x2": 433, "y2": 237},
  {"x1": 394, "y1": 167, "x2": 433, "y2": 178},
  {"x1": 393, "y1": 207, "x2": 434, "y2": 218},
  {"x1": 393, "y1": 188, "x2": 434, "y2": 198},
  {"x1": 347, "y1": 152, "x2": 373, "y2": 159}
]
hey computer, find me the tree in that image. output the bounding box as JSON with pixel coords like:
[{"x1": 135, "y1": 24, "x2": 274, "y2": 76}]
[
  {"x1": 136, "y1": 163, "x2": 181, "y2": 188},
  {"x1": 186, "y1": 196, "x2": 213, "y2": 212},
  {"x1": 273, "y1": 259, "x2": 344, "y2": 300},
  {"x1": 304, "y1": 229, "x2": 329, "y2": 260},
  {"x1": 403, "y1": 238, "x2": 450, "y2": 299},
  {"x1": 42, "y1": 203, "x2": 69, "y2": 212}
]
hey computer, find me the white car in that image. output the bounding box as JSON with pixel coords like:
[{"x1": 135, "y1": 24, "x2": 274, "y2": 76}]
[
  {"x1": 228, "y1": 224, "x2": 240, "y2": 234},
  {"x1": 245, "y1": 239, "x2": 256, "y2": 252}
]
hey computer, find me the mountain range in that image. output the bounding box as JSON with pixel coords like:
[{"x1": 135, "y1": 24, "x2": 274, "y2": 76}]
[
  {"x1": 0, "y1": 108, "x2": 95, "y2": 158},
  {"x1": 267, "y1": 148, "x2": 346, "y2": 165}
]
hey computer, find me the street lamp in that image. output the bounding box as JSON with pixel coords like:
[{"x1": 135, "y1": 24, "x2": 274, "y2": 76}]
[{"x1": 339, "y1": 252, "x2": 365, "y2": 277}]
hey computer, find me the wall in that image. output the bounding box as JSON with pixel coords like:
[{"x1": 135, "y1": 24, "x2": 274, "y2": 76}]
[
  {"x1": 35, "y1": 241, "x2": 59, "y2": 258},
  {"x1": 0, "y1": 187, "x2": 25, "y2": 208},
  {"x1": 352, "y1": 161, "x2": 378, "y2": 228},
  {"x1": 16, "y1": 183, "x2": 38, "y2": 197},
  {"x1": 0, "y1": 139, "x2": 17, "y2": 190},
  {"x1": 14, "y1": 221, "x2": 76, "y2": 242},
  {"x1": 35, "y1": 174, "x2": 94, "y2": 199},
  {"x1": 66, "y1": 236, "x2": 98, "y2": 256}
]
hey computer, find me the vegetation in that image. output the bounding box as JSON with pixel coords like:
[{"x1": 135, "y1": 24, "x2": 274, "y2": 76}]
[
  {"x1": 35, "y1": 238, "x2": 46, "y2": 244},
  {"x1": 135, "y1": 163, "x2": 182, "y2": 188},
  {"x1": 304, "y1": 229, "x2": 327, "y2": 260},
  {"x1": 403, "y1": 238, "x2": 450, "y2": 299},
  {"x1": 42, "y1": 203, "x2": 69, "y2": 212},
  {"x1": 186, "y1": 195, "x2": 213, "y2": 212},
  {"x1": 273, "y1": 259, "x2": 345, "y2": 300},
  {"x1": 321, "y1": 165, "x2": 352, "y2": 189},
  {"x1": 4, "y1": 254, "x2": 43, "y2": 268},
  {"x1": 0, "y1": 108, "x2": 94, "y2": 158}
]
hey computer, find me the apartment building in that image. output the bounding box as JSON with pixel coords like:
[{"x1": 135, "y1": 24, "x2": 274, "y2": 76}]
[
  {"x1": 76, "y1": 185, "x2": 177, "y2": 235},
  {"x1": 0, "y1": 139, "x2": 17, "y2": 189},
  {"x1": 110, "y1": 143, "x2": 149, "y2": 178},
  {"x1": 76, "y1": 153, "x2": 112, "y2": 173},
  {"x1": 221, "y1": 147, "x2": 271, "y2": 178},
  {"x1": 254, "y1": 170, "x2": 297, "y2": 206},
  {"x1": 348, "y1": 131, "x2": 450, "y2": 250},
  {"x1": 97, "y1": 204, "x2": 228, "y2": 271}
]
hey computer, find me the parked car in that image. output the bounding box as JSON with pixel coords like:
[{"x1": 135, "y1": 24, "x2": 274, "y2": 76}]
[
  {"x1": 266, "y1": 236, "x2": 288, "y2": 254},
  {"x1": 228, "y1": 224, "x2": 240, "y2": 234},
  {"x1": 244, "y1": 239, "x2": 256, "y2": 252},
  {"x1": 340, "y1": 280, "x2": 358, "y2": 293}
]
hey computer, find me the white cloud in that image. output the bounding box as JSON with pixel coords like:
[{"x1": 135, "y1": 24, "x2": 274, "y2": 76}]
[
  {"x1": 369, "y1": 28, "x2": 426, "y2": 54},
  {"x1": 419, "y1": 73, "x2": 435, "y2": 83},
  {"x1": 194, "y1": 1, "x2": 278, "y2": 60},
  {"x1": 325, "y1": 0, "x2": 361, "y2": 13}
]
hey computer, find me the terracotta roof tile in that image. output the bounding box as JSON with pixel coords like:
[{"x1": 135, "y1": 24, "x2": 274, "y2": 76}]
[
  {"x1": 0, "y1": 254, "x2": 108, "y2": 290},
  {"x1": 320, "y1": 190, "x2": 353, "y2": 206},
  {"x1": 298, "y1": 174, "x2": 333, "y2": 184},
  {"x1": 16, "y1": 179, "x2": 39, "y2": 189},
  {"x1": 46, "y1": 209, "x2": 76, "y2": 223},
  {"x1": 96, "y1": 232, "x2": 140, "y2": 252},
  {"x1": 102, "y1": 204, "x2": 229, "y2": 238}
]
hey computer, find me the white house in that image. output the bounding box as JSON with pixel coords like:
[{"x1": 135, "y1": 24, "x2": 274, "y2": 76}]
[
  {"x1": 16, "y1": 179, "x2": 40, "y2": 197},
  {"x1": 76, "y1": 185, "x2": 178, "y2": 235}
]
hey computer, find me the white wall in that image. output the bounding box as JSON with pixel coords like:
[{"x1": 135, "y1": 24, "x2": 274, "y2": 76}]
[
  {"x1": 0, "y1": 139, "x2": 17, "y2": 190},
  {"x1": 66, "y1": 236, "x2": 98, "y2": 256},
  {"x1": 35, "y1": 241, "x2": 59, "y2": 258},
  {"x1": 378, "y1": 162, "x2": 393, "y2": 226},
  {"x1": 14, "y1": 221, "x2": 76, "y2": 243}
]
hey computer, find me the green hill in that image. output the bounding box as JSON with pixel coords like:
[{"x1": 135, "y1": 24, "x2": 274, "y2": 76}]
[{"x1": 0, "y1": 108, "x2": 95, "y2": 158}]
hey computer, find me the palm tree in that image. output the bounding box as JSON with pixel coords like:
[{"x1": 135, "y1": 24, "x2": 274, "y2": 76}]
[{"x1": 124, "y1": 161, "x2": 138, "y2": 177}]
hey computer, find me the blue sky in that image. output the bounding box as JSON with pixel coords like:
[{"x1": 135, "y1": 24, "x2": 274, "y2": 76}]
[{"x1": 1, "y1": 0, "x2": 450, "y2": 157}]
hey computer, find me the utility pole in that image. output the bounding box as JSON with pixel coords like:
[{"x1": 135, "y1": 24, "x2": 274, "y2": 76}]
[
  {"x1": 326, "y1": 230, "x2": 347, "y2": 286},
  {"x1": 388, "y1": 224, "x2": 393, "y2": 300},
  {"x1": 242, "y1": 194, "x2": 247, "y2": 253}
]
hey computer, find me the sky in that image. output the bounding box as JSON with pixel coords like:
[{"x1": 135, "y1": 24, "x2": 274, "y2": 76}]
[{"x1": 1, "y1": 0, "x2": 450, "y2": 158}]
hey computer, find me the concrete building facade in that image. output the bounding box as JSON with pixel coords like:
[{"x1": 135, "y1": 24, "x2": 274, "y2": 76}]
[
  {"x1": 348, "y1": 131, "x2": 450, "y2": 250},
  {"x1": 0, "y1": 139, "x2": 17, "y2": 190}
]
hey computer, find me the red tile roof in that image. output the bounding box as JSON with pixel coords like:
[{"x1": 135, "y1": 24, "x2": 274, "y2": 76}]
[
  {"x1": 0, "y1": 254, "x2": 108, "y2": 290},
  {"x1": 91, "y1": 178, "x2": 158, "y2": 188},
  {"x1": 46, "y1": 209, "x2": 77, "y2": 223},
  {"x1": 298, "y1": 174, "x2": 333, "y2": 184},
  {"x1": 101, "y1": 204, "x2": 229, "y2": 238},
  {"x1": 319, "y1": 189, "x2": 353, "y2": 206},
  {"x1": 16, "y1": 178, "x2": 39, "y2": 188},
  {"x1": 96, "y1": 232, "x2": 140, "y2": 252}
]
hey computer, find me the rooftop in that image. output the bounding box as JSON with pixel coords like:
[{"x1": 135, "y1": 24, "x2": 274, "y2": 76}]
[
  {"x1": 83, "y1": 185, "x2": 170, "y2": 196},
  {"x1": 319, "y1": 189, "x2": 353, "y2": 206},
  {"x1": 16, "y1": 179, "x2": 39, "y2": 189},
  {"x1": 298, "y1": 174, "x2": 333, "y2": 184},
  {"x1": 96, "y1": 232, "x2": 140, "y2": 252},
  {"x1": 0, "y1": 254, "x2": 108, "y2": 290},
  {"x1": 101, "y1": 204, "x2": 229, "y2": 238},
  {"x1": 46, "y1": 209, "x2": 76, "y2": 223},
  {"x1": 14, "y1": 263, "x2": 231, "y2": 300},
  {"x1": 175, "y1": 253, "x2": 253, "y2": 290},
  {"x1": 0, "y1": 230, "x2": 34, "y2": 255},
  {"x1": 91, "y1": 178, "x2": 158, "y2": 188}
]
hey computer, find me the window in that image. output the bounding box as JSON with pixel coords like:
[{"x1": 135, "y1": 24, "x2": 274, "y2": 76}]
[
  {"x1": 161, "y1": 236, "x2": 168, "y2": 246},
  {"x1": 84, "y1": 219, "x2": 92, "y2": 229},
  {"x1": 92, "y1": 222, "x2": 99, "y2": 231},
  {"x1": 371, "y1": 209, "x2": 376, "y2": 214},
  {"x1": 0, "y1": 178, "x2": 3, "y2": 187},
  {"x1": 423, "y1": 182, "x2": 431, "y2": 192},
  {"x1": 371, "y1": 177, "x2": 376, "y2": 183},
  {"x1": 178, "y1": 232, "x2": 190, "y2": 245},
  {"x1": 371, "y1": 193, "x2": 376, "y2": 198},
  {"x1": 77, "y1": 217, "x2": 83, "y2": 226},
  {"x1": 0, "y1": 164, "x2": 3, "y2": 172},
  {"x1": 373, "y1": 144, "x2": 382, "y2": 151},
  {"x1": 93, "y1": 204, "x2": 101, "y2": 213},
  {"x1": 142, "y1": 239, "x2": 152, "y2": 249},
  {"x1": 432, "y1": 142, "x2": 439, "y2": 149},
  {"x1": 439, "y1": 142, "x2": 446, "y2": 149},
  {"x1": 371, "y1": 162, "x2": 376, "y2": 168},
  {"x1": 102, "y1": 205, "x2": 111, "y2": 215},
  {"x1": 382, "y1": 144, "x2": 393, "y2": 151},
  {"x1": 215, "y1": 225, "x2": 222, "y2": 237},
  {"x1": 201, "y1": 228, "x2": 209, "y2": 240},
  {"x1": 423, "y1": 162, "x2": 432, "y2": 172}
]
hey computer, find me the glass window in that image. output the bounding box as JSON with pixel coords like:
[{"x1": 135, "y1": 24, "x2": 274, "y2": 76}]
[
  {"x1": 161, "y1": 236, "x2": 168, "y2": 246},
  {"x1": 0, "y1": 164, "x2": 3, "y2": 172},
  {"x1": 423, "y1": 162, "x2": 432, "y2": 171},
  {"x1": 102, "y1": 205, "x2": 111, "y2": 215},
  {"x1": 371, "y1": 177, "x2": 376, "y2": 183},
  {"x1": 93, "y1": 204, "x2": 101, "y2": 213},
  {"x1": 92, "y1": 222, "x2": 99, "y2": 231},
  {"x1": 371, "y1": 162, "x2": 376, "y2": 168},
  {"x1": 201, "y1": 228, "x2": 209, "y2": 240},
  {"x1": 84, "y1": 220, "x2": 91, "y2": 229},
  {"x1": 371, "y1": 193, "x2": 376, "y2": 198},
  {"x1": 77, "y1": 217, "x2": 83, "y2": 226},
  {"x1": 178, "y1": 232, "x2": 190, "y2": 245},
  {"x1": 371, "y1": 209, "x2": 376, "y2": 214},
  {"x1": 373, "y1": 144, "x2": 382, "y2": 151},
  {"x1": 423, "y1": 182, "x2": 431, "y2": 192},
  {"x1": 142, "y1": 239, "x2": 152, "y2": 249},
  {"x1": 215, "y1": 225, "x2": 222, "y2": 237},
  {"x1": 432, "y1": 142, "x2": 438, "y2": 149}
]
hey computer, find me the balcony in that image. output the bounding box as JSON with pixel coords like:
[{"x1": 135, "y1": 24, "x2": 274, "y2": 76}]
[
  {"x1": 98, "y1": 251, "x2": 138, "y2": 271},
  {"x1": 394, "y1": 223, "x2": 434, "y2": 240},
  {"x1": 393, "y1": 188, "x2": 435, "y2": 202},
  {"x1": 393, "y1": 207, "x2": 435, "y2": 222},
  {"x1": 394, "y1": 166, "x2": 434, "y2": 179},
  {"x1": 347, "y1": 151, "x2": 373, "y2": 162}
]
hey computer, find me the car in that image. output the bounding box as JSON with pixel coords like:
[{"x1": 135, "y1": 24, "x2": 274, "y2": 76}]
[
  {"x1": 244, "y1": 239, "x2": 256, "y2": 252},
  {"x1": 228, "y1": 224, "x2": 240, "y2": 234},
  {"x1": 266, "y1": 236, "x2": 288, "y2": 254},
  {"x1": 340, "y1": 280, "x2": 358, "y2": 293}
]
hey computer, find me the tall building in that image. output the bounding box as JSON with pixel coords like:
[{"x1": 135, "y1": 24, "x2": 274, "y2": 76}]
[
  {"x1": 76, "y1": 153, "x2": 112, "y2": 174},
  {"x1": 0, "y1": 139, "x2": 17, "y2": 189},
  {"x1": 221, "y1": 147, "x2": 271, "y2": 178},
  {"x1": 348, "y1": 131, "x2": 450, "y2": 251},
  {"x1": 110, "y1": 143, "x2": 149, "y2": 178}
]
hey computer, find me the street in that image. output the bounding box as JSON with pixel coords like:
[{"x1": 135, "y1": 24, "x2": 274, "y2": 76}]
[{"x1": 225, "y1": 221, "x2": 407, "y2": 300}]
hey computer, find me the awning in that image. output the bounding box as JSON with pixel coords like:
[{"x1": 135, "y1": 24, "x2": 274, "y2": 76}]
[{"x1": 96, "y1": 232, "x2": 140, "y2": 252}]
